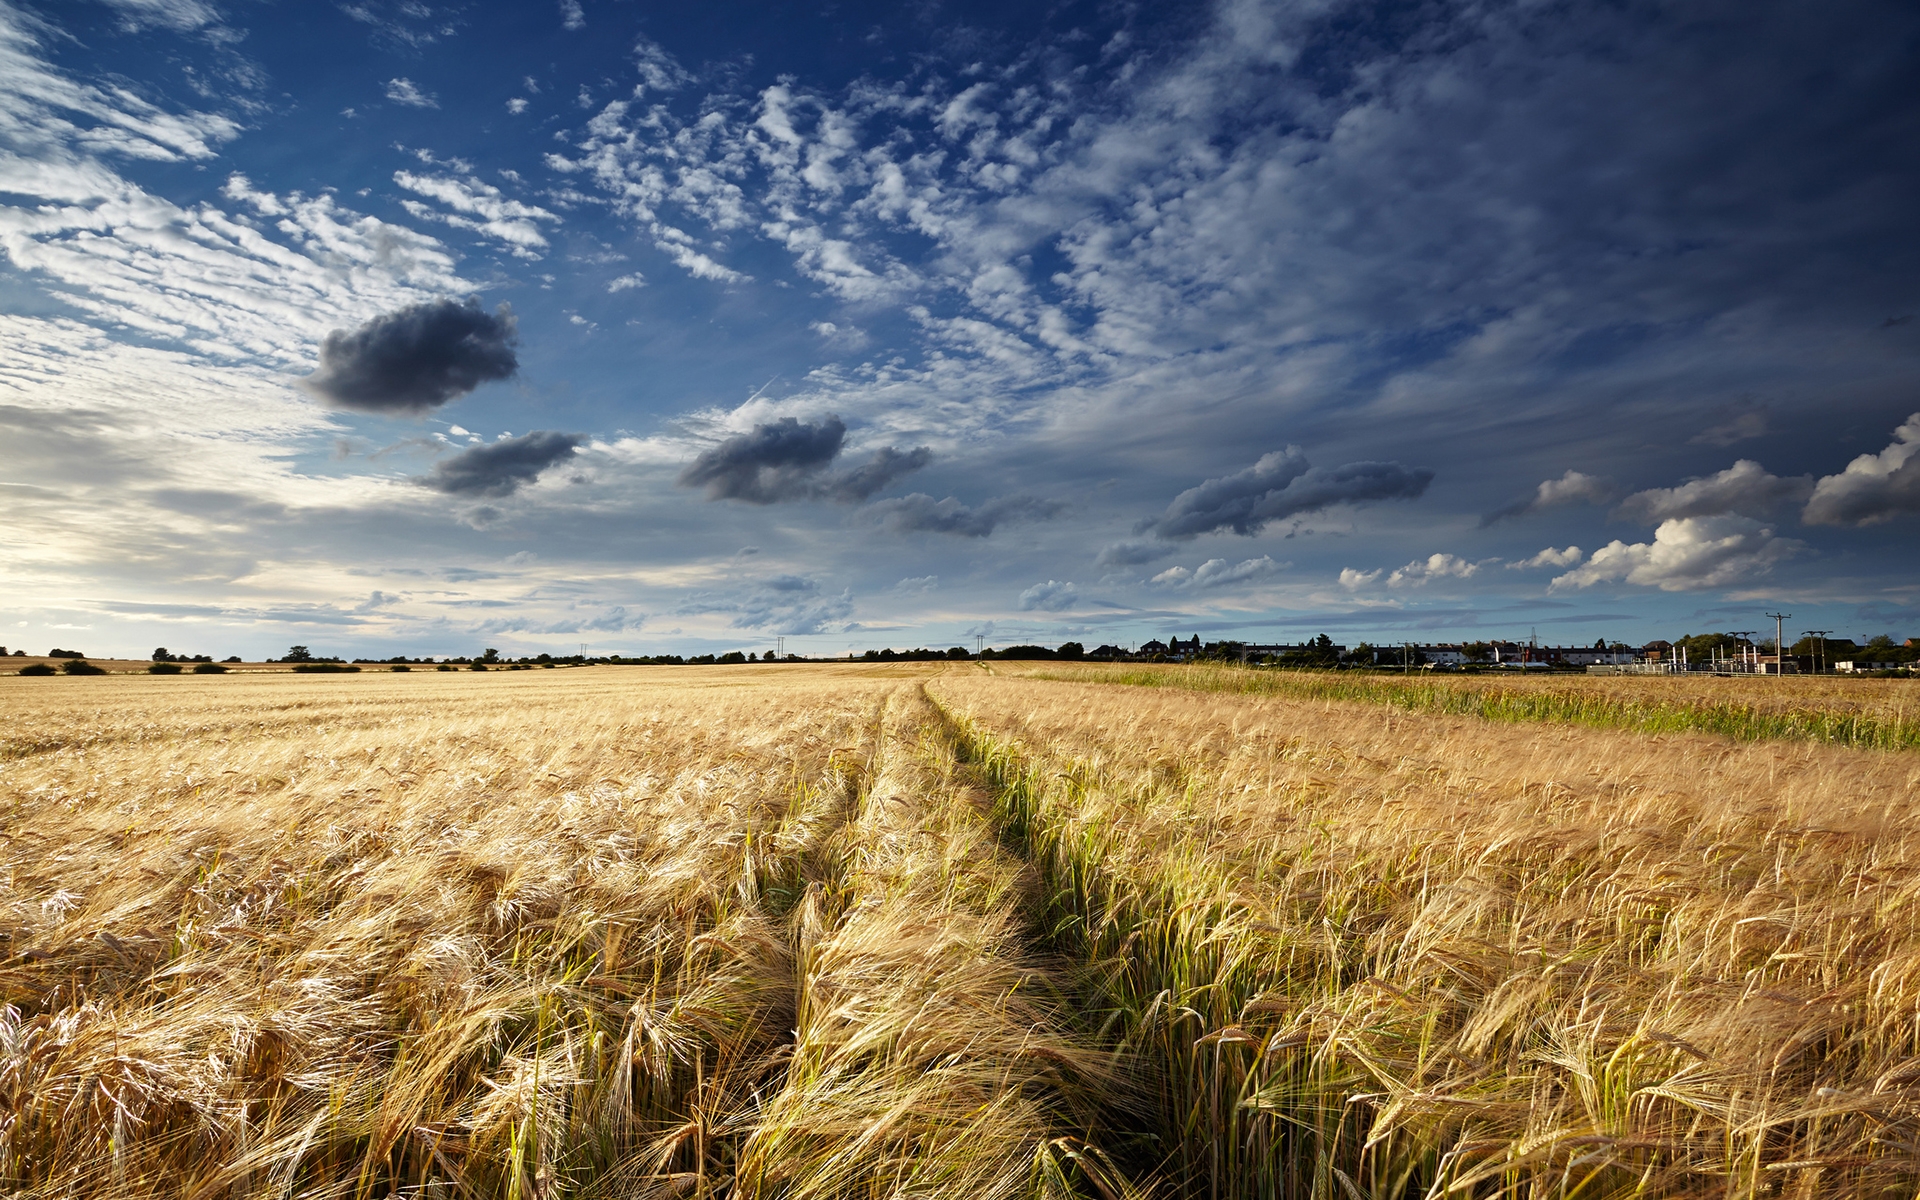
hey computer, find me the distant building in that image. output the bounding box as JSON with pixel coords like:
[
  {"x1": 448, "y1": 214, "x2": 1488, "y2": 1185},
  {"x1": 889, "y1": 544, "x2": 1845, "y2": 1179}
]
[{"x1": 1553, "y1": 646, "x2": 1637, "y2": 666}]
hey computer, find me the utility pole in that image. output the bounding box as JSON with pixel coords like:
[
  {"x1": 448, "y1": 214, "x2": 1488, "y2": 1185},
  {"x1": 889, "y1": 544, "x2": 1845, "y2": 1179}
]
[
  {"x1": 975, "y1": 633, "x2": 984, "y2": 656},
  {"x1": 1765, "y1": 612, "x2": 1791, "y2": 674},
  {"x1": 1804, "y1": 630, "x2": 1830, "y2": 675},
  {"x1": 580, "y1": 643, "x2": 588, "y2": 660}
]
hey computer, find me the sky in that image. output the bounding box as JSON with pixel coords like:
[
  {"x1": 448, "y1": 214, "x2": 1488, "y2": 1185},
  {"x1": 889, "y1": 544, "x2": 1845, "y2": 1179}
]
[{"x1": 2, "y1": 0, "x2": 1918, "y2": 660}]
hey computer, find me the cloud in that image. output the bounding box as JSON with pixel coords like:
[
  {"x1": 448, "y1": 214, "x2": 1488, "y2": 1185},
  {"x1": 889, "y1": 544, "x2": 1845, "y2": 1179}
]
[
  {"x1": 1140, "y1": 448, "x2": 1433, "y2": 538},
  {"x1": 1096, "y1": 539, "x2": 1175, "y2": 567},
  {"x1": 1018, "y1": 579, "x2": 1078, "y2": 611},
  {"x1": 1802, "y1": 412, "x2": 1920, "y2": 527},
  {"x1": 1551, "y1": 516, "x2": 1805, "y2": 592},
  {"x1": 607, "y1": 272, "x2": 646, "y2": 292},
  {"x1": 1690, "y1": 407, "x2": 1770, "y2": 447},
  {"x1": 302, "y1": 300, "x2": 519, "y2": 414},
  {"x1": 384, "y1": 78, "x2": 437, "y2": 108},
  {"x1": 393, "y1": 171, "x2": 560, "y2": 257},
  {"x1": 1338, "y1": 568, "x2": 1382, "y2": 589},
  {"x1": 1613, "y1": 460, "x2": 1811, "y2": 523},
  {"x1": 676, "y1": 574, "x2": 854, "y2": 633},
  {"x1": 559, "y1": 0, "x2": 584, "y2": 30},
  {"x1": 1481, "y1": 469, "x2": 1612, "y2": 525},
  {"x1": 821, "y1": 446, "x2": 935, "y2": 502},
  {"x1": 418, "y1": 431, "x2": 584, "y2": 497},
  {"x1": 1150, "y1": 555, "x2": 1281, "y2": 589},
  {"x1": 1508, "y1": 545, "x2": 1584, "y2": 569},
  {"x1": 1387, "y1": 553, "x2": 1482, "y2": 587},
  {"x1": 633, "y1": 35, "x2": 691, "y2": 94},
  {"x1": 507, "y1": 97, "x2": 529, "y2": 114},
  {"x1": 676, "y1": 416, "x2": 930, "y2": 503},
  {"x1": 472, "y1": 605, "x2": 645, "y2": 635},
  {"x1": 678, "y1": 415, "x2": 847, "y2": 500},
  {"x1": 865, "y1": 493, "x2": 1063, "y2": 537},
  {"x1": 97, "y1": 0, "x2": 223, "y2": 32}
]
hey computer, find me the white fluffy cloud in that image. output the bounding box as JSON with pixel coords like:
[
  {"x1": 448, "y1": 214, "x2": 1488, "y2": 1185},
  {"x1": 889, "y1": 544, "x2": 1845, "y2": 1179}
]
[
  {"x1": 1614, "y1": 459, "x2": 1810, "y2": 523},
  {"x1": 1386, "y1": 553, "x2": 1483, "y2": 587},
  {"x1": 1551, "y1": 515, "x2": 1804, "y2": 592},
  {"x1": 394, "y1": 169, "x2": 560, "y2": 258},
  {"x1": 1508, "y1": 545, "x2": 1584, "y2": 569},
  {"x1": 384, "y1": 78, "x2": 437, "y2": 108},
  {"x1": 1017, "y1": 579, "x2": 1079, "y2": 611},
  {"x1": 1483, "y1": 469, "x2": 1611, "y2": 524},
  {"x1": 1803, "y1": 412, "x2": 1920, "y2": 526},
  {"x1": 1149, "y1": 555, "x2": 1281, "y2": 589}
]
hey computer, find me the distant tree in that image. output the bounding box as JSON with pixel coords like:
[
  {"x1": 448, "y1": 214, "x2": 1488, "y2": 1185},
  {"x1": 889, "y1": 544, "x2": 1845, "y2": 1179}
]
[
  {"x1": 152, "y1": 647, "x2": 171, "y2": 662},
  {"x1": 946, "y1": 646, "x2": 971, "y2": 659},
  {"x1": 719, "y1": 651, "x2": 747, "y2": 664},
  {"x1": 1673, "y1": 633, "x2": 1744, "y2": 663},
  {"x1": 63, "y1": 658, "x2": 106, "y2": 675},
  {"x1": 1056, "y1": 641, "x2": 1085, "y2": 660},
  {"x1": 19, "y1": 662, "x2": 56, "y2": 675},
  {"x1": 1857, "y1": 635, "x2": 1917, "y2": 663},
  {"x1": 223, "y1": 655, "x2": 242, "y2": 663},
  {"x1": 999, "y1": 645, "x2": 1054, "y2": 660},
  {"x1": 1791, "y1": 634, "x2": 1858, "y2": 659},
  {"x1": 481, "y1": 648, "x2": 500, "y2": 663},
  {"x1": 48, "y1": 648, "x2": 84, "y2": 659},
  {"x1": 283, "y1": 645, "x2": 313, "y2": 662},
  {"x1": 1462, "y1": 642, "x2": 1493, "y2": 662}
]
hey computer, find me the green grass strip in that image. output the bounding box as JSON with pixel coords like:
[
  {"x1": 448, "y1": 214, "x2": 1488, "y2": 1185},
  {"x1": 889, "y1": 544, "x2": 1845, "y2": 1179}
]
[{"x1": 1013, "y1": 665, "x2": 1920, "y2": 752}]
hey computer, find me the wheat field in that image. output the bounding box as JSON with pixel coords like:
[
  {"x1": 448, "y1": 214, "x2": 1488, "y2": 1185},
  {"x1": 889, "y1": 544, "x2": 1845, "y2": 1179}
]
[{"x1": 4, "y1": 665, "x2": 1918, "y2": 1198}]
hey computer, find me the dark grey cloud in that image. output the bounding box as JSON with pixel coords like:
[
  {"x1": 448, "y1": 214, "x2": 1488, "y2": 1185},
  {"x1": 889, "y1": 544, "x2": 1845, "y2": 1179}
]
[
  {"x1": 1095, "y1": 539, "x2": 1175, "y2": 567},
  {"x1": 419, "y1": 431, "x2": 583, "y2": 497},
  {"x1": 1613, "y1": 460, "x2": 1811, "y2": 524},
  {"x1": 1803, "y1": 412, "x2": 1920, "y2": 526},
  {"x1": 677, "y1": 416, "x2": 930, "y2": 504},
  {"x1": 303, "y1": 300, "x2": 518, "y2": 415},
  {"x1": 865, "y1": 493, "x2": 1064, "y2": 538},
  {"x1": 1481, "y1": 470, "x2": 1613, "y2": 526},
  {"x1": 822, "y1": 445, "x2": 934, "y2": 502},
  {"x1": 1139, "y1": 448, "x2": 1434, "y2": 539}
]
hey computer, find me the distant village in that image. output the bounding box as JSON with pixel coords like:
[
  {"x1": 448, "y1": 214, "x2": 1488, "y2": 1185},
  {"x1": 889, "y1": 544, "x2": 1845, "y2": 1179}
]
[
  {"x1": 6, "y1": 631, "x2": 1918, "y2": 676},
  {"x1": 1059, "y1": 632, "x2": 1920, "y2": 675}
]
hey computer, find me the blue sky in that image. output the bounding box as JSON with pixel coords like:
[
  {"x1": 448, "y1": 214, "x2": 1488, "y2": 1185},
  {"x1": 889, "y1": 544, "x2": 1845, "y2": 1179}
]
[{"x1": 2, "y1": 0, "x2": 1918, "y2": 659}]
